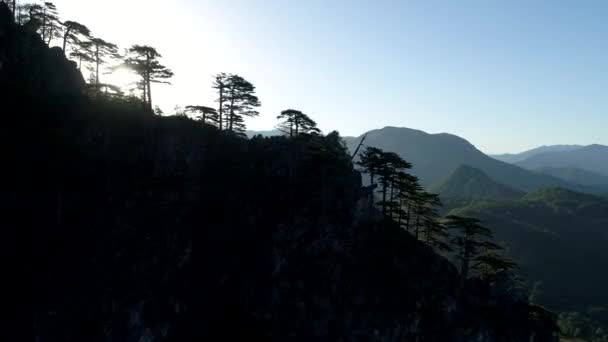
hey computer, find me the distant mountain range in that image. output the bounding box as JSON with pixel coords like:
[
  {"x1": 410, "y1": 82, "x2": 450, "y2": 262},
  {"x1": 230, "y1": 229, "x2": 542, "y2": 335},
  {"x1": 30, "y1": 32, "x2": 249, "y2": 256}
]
[
  {"x1": 451, "y1": 188, "x2": 608, "y2": 312},
  {"x1": 429, "y1": 165, "x2": 523, "y2": 200},
  {"x1": 343, "y1": 126, "x2": 589, "y2": 193},
  {"x1": 536, "y1": 166, "x2": 608, "y2": 187},
  {"x1": 490, "y1": 145, "x2": 583, "y2": 164},
  {"x1": 515, "y1": 144, "x2": 608, "y2": 177},
  {"x1": 248, "y1": 126, "x2": 608, "y2": 194},
  {"x1": 245, "y1": 129, "x2": 281, "y2": 138}
]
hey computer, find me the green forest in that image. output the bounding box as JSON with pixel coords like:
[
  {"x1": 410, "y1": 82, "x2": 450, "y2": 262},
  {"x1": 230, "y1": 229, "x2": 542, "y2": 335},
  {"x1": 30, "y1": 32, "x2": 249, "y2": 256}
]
[{"x1": 1, "y1": 1, "x2": 606, "y2": 341}]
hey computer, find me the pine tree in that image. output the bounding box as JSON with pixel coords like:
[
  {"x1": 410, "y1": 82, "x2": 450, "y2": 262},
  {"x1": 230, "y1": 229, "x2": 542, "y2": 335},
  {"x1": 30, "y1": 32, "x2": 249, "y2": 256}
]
[
  {"x1": 224, "y1": 74, "x2": 261, "y2": 133},
  {"x1": 89, "y1": 37, "x2": 119, "y2": 87},
  {"x1": 186, "y1": 106, "x2": 219, "y2": 126},
  {"x1": 472, "y1": 240, "x2": 517, "y2": 277},
  {"x1": 356, "y1": 146, "x2": 383, "y2": 187},
  {"x1": 376, "y1": 151, "x2": 411, "y2": 216},
  {"x1": 211, "y1": 73, "x2": 229, "y2": 131},
  {"x1": 277, "y1": 109, "x2": 320, "y2": 137},
  {"x1": 62, "y1": 20, "x2": 90, "y2": 53},
  {"x1": 124, "y1": 45, "x2": 173, "y2": 110},
  {"x1": 69, "y1": 40, "x2": 94, "y2": 71},
  {"x1": 444, "y1": 215, "x2": 514, "y2": 285},
  {"x1": 40, "y1": 2, "x2": 60, "y2": 45}
]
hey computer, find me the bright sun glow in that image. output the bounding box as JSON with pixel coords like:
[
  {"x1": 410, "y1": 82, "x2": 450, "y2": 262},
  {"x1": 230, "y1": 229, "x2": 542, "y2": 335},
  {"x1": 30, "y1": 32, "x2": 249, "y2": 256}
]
[{"x1": 105, "y1": 68, "x2": 138, "y2": 94}]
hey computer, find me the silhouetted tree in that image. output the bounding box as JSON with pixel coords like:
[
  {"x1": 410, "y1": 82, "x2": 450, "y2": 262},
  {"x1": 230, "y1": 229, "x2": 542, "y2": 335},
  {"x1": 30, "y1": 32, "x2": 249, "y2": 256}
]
[
  {"x1": 473, "y1": 241, "x2": 517, "y2": 277},
  {"x1": 20, "y1": 3, "x2": 42, "y2": 28},
  {"x1": 40, "y1": 2, "x2": 60, "y2": 44},
  {"x1": 186, "y1": 105, "x2": 218, "y2": 126},
  {"x1": 445, "y1": 215, "x2": 511, "y2": 285},
  {"x1": 376, "y1": 151, "x2": 411, "y2": 215},
  {"x1": 224, "y1": 74, "x2": 260, "y2": 133},
  {"x1": 124, "y1": 45, "x2": 173, "y2": 110},
  {"x1": 61, "y1": 20, "x2": 90, "y2": 53},
  {"x1": 89, "y1": 37, "x2": 119, "y2": 86},
  {"x1": 154, "y1": 105, "x2": 164, "y2": 116},
  {"x1": 212, "y1": 72, "x2": 229, "y2": 131},
  {"x1": 277, "y1": 109, "x2": 320, "y2": 137},
  {"x1": 8, "y1": 0, "x2": 15, "y2": 21},
  {"x1": 357, "y1": 146, "x2": 383, "y2": 187},
  {"x1": 69, "y1": 40, "x2": 94, "y2": 71}
]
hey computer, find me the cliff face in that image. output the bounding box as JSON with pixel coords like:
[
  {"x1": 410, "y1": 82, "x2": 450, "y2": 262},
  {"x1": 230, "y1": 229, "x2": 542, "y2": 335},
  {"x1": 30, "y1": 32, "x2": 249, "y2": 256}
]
[
  {"x1": 0, "y1": 3, "x2": 85, "y2": 97},
  {"x1": 0, "y1": 3, "x2": 558, "y2": 340}
]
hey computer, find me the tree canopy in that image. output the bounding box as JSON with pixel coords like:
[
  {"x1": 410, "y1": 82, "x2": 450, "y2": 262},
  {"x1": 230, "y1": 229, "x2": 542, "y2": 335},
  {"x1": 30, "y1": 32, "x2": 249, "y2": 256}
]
[
  {"x1": 124, "y1": 45, "x2": 174, "y2": 110},
  {"x1": 277, "y1": 109, "x2": 320, "y2": 137}
]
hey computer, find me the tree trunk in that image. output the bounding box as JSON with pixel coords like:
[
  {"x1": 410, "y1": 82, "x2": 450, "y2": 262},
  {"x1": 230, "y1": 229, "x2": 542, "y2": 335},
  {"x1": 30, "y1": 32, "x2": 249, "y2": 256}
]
[
  {"x1": 142, "y1": 77, "x2": 147, "y2": 106},
  {"x1": 46, "y1": 26, "x2": 53, "y2": 45},
  {"x1": 398, "y1": 199, "x2": 403, "y2": 226},
  {"x1": 62, "y1": 28, "x2": 69, "y2": 52},
  {"x1": 368, "y1": 173, "x2": 375, "y2": 214},
  {"x1": 228, "y1": 86, "x2": 235, "y2": 131},
  {"x1": 389, "y1": 181, "x2": 395, "y2": 219},
  {"x1": 12, "y1": 0, "x2": 16, "y2": 21},
  {"x1": 415, "y1": 207, "x2": 420, "y2": 239},
  {"x1": 405, "y1": 202, "x2": 411, "y2": 231},
  {"x1": 147, "y1": 71, "x2": 152, "y2": 110},
  {"x1": 42, "y1": 8, "x2": 47, "y2": 42},
  {"x1": 95, "y1": 44, "x2": 100, "y2": 86},
  {"x1": 218, "y1": 86, "x2": 224, "y2": 130},
  {"x1": 382, "y1": 182, "x2": 387, "y2": 216},
  {"x1": 146, "y1": 53, "x2": 152, "y2": 110}
]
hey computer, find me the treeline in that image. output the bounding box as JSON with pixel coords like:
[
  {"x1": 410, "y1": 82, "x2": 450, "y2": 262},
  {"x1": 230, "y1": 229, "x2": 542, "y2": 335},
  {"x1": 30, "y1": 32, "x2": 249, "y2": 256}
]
[
  {"x1": 4, "y1": 0, "x2": 327, "y2": 136},
  {"x1": 6, "y1": 0, "x2": 537, "y2": 296},
  {"x1": 1, "y1": 1, "x2": 565, "y2": 339},
  {"x1": 7, "y1": 0, "x2": 521, "y2": 287},
  {"x1": 356, "y1": 145, "x2": 516, "y2": 284}
]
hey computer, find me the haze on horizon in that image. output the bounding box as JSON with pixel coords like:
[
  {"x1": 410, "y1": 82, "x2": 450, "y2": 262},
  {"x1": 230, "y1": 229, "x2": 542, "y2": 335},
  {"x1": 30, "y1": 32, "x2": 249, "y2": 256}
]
[{"x1": 46, "y1": 0, "x2": 608, "y2": 154}]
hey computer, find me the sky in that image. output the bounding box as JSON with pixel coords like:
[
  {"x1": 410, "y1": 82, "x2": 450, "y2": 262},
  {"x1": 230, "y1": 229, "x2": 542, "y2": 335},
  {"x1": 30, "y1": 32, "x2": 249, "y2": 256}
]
[{"x1": 41, "y1": 0, "x2": 608, "y2": 154}]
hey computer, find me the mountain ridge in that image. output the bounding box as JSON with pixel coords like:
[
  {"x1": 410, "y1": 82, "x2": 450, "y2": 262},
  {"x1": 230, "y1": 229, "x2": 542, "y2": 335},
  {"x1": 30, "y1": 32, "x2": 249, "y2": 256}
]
[
  {"x1": 430, "y1": 165, "x2": 524, "y2": 200},
  {"x1": 516, "y1": 145, "x2": 608, "y2": 177},
  {"x1": 345, "y1": 126, "x2": 590, "y2": 194},
  {"x1": 491, "y1": 145, "x2": 583, "y2": 164}
]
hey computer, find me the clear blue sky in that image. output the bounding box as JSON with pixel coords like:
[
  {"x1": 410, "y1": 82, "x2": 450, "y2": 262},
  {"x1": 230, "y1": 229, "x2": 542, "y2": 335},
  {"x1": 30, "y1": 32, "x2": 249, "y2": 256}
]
[{"x1": 48, "y1": 0, "x2": 608, "y2": 153}]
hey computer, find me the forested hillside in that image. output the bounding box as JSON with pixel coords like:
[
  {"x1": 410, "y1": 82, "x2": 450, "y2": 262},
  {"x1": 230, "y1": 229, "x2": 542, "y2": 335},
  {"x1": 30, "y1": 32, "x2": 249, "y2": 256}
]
[
  {"x1": 451, "y1": 189, "x2": 608, "y2": 327},
  {"x1": 430, "y1": 165, "x2": 524, "y2": 200},
  {"x1": 0, "y1": 2, "x2": 560, "y2": 341}
]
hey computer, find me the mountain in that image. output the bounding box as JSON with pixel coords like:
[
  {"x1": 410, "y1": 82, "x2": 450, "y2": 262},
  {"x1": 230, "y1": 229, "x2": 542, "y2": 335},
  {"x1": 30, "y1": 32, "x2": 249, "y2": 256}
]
[
  {"x1": 516, "y1": 144, "x2": 608, "y2": 177},
  {"x1": 245, "y1": 129, "x2": 282, "y2": 138},
  {"x1": 430, "y1": 165, "x2": 524, "y2": 200},
  {"x1": 2, "y1": 4, "x2": 558, "y2": 340},
  {"x1": 451, "y1": 188, "x2": 608, "y2": 314},
  {"x1": 346, "y1": 126, "x2": 585, "y2": 193},
  {"x1": 491, "y1": 145, "x2": 583, "y2": 164},
  {"x1": 536, "y1": 166, "x2": 608, "y2": 187}
]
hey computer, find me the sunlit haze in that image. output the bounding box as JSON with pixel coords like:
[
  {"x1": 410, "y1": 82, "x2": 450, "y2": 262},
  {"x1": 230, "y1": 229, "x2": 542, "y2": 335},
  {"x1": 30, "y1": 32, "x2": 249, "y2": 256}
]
[{"x1": 48, "y1": 0, "x2": 608, "y2": 153}]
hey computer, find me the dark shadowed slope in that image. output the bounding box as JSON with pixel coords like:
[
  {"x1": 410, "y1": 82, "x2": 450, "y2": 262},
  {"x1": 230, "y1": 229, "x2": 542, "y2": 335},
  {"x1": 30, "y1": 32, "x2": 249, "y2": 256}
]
[
  {"x1": 1, "y1": 4, "x2": 559, "y2": 340},
  {"x1": 516, "y1": 145, "x2": 608, "y2": 177},
  {"x1": 346, "y1": 127, "x2": 583, "y2": 193},
  {"x1": 430, "y1": 165, "x2": 524, "y2": 200},
  {"x1": 491, "y1": 145, "x2": 583, "y2": 164},
  {"x1": 451, "y1": 188, "x2": 608, "y2": 313}
]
